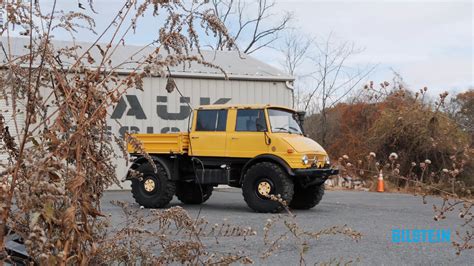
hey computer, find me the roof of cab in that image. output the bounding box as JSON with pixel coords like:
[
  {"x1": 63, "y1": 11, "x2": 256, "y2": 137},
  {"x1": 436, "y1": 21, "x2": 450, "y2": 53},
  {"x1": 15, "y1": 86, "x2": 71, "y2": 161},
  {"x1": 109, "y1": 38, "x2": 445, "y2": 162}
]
[{"x1": 196, "y1": 104, "x2": 295, "y2": 112}]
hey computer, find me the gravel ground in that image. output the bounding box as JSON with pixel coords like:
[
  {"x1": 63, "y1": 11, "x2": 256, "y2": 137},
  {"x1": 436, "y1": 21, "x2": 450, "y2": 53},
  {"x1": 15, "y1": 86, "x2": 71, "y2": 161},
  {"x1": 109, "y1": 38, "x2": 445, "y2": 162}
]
[{"x1": 101, "y1": 188, "x2": 473, "y2": 265}]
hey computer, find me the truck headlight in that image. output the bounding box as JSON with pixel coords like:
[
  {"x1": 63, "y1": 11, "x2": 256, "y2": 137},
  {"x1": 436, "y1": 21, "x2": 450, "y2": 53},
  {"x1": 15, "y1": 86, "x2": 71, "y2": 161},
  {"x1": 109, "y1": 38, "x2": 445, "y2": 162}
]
[
  {"x1": 325, "y1": 156, "x2": 330, "y2": 165},
  {"x1": 302, "y1": 155, "x2": 309, "y2": 165}
]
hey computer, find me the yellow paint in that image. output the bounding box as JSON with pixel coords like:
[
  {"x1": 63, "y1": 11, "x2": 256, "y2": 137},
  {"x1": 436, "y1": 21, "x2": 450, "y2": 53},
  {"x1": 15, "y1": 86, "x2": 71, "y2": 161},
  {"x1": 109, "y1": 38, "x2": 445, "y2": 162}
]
[
  {"x1": 189, "y1": 131, "x2": 227, "y2": 156},
  {"x1": 128, "y1": 104, "x2": 329, "y2": 170},
  {"x1": 257, "y1": 181, "x2": 272, "y2": 196}
]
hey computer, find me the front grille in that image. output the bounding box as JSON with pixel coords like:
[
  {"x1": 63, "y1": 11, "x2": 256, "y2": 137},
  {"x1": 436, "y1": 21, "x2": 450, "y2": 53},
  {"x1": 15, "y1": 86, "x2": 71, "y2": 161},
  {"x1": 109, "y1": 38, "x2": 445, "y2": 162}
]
[{"x1": 307, "y1": 154, "x2": 328, "y2": 168}]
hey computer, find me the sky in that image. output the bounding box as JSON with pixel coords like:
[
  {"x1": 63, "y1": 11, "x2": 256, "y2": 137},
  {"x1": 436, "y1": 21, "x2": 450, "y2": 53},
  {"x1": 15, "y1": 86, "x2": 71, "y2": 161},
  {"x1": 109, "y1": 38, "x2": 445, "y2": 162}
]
[
  {"x1": 2, "y1": 0, "x2": 473, "y2": 96},
  {"x1": 259, "y1": 0, "x2": 473, "y2": 95}
]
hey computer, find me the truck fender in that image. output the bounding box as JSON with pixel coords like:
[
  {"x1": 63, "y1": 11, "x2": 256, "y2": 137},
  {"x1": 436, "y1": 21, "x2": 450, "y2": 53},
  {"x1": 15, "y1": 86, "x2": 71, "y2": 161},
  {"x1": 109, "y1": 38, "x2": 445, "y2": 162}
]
[
  {"x1": 126, "y1": 155, "x2": 173, "y2": 181},
  {"x1": 240, "y1": 154, "x2": 294, "y2": 184}
]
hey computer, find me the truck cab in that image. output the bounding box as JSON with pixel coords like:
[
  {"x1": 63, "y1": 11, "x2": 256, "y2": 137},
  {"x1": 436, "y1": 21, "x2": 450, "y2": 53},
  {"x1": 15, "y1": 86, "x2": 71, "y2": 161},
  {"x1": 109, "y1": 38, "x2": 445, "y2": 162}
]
[{"x1": 127, "y1": 104, "x2": 338, "y2": 213}]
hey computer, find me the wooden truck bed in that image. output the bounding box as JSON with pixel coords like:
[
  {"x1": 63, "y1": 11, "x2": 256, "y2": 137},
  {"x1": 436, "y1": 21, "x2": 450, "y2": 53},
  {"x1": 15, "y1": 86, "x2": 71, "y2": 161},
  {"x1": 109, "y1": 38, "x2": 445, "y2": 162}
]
[{"x1": 127, "y1": 133, "x2": 190, "y2": 154}]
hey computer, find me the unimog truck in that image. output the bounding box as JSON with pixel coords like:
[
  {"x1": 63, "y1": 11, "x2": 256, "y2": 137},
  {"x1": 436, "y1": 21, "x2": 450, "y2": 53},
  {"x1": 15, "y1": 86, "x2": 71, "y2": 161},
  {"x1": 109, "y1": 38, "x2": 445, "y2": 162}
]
[{"x1": 126, "y1": 104, "x2": 338, "y2": 213}]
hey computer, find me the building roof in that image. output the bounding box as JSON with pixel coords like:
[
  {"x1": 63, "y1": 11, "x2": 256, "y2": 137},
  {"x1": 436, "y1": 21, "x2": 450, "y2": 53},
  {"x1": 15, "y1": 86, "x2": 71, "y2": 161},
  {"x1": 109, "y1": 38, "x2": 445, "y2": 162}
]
[
  {"x1": 198, "y1": 104, "x2": 295, "y2": 112},
  {"x1": 0, "y1": 37, "x2": 294, "y2": 82}
]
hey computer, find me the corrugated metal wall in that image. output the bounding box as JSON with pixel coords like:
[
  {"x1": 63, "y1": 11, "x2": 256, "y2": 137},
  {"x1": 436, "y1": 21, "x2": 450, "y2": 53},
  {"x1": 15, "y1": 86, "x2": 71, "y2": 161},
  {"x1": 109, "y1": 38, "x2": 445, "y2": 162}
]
[
  {"x1": 108, "y1": 76, "x2": 293, "y2": 189},
  {"x1": 0, "y1": 76, "x2": 293, "y2": 189}
]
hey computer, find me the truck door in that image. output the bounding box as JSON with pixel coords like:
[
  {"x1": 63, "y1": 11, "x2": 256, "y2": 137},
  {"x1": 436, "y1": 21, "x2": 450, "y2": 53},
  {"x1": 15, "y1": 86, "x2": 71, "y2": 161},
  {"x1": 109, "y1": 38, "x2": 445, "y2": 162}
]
[
  {"x1": 226, "y1": 109, "x2": 270, "y2": 158},
  {"x1": 189, "y1": 109, "x2": 227, "y2": 157}
]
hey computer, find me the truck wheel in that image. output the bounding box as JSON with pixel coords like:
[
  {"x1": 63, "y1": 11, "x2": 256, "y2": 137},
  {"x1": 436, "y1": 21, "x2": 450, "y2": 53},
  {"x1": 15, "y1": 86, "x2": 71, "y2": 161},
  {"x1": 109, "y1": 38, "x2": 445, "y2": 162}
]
[
  {"x1": 176, "y1": 182, "x2": 213, "y2": 204},
  {"x1": 289, "y1": 183, "x2": 325, "y2": 209},
  {"x1": 131, "y1": 162, "x2": 176, "y2": 208},
  {"x1": 242, "y1": 162, "x2": 294, "y2": 213}
]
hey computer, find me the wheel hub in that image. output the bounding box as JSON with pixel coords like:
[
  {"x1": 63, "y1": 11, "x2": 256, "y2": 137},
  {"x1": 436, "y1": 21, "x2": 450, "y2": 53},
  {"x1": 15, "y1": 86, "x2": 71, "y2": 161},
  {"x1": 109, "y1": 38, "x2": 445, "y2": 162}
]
[
  {"x1": 257, "y1": 181, "x2": 272, "y2": 196},
  {"x1": 144, "y1": 179, "x2": 156, "y2": 192}
]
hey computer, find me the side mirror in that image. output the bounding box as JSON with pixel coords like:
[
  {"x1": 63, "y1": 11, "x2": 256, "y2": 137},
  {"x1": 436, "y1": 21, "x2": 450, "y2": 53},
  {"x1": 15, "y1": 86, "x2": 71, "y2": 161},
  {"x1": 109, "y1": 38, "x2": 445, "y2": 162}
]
[{"x1": 296, "y1": 111, "x2": 306, "y2": 134}]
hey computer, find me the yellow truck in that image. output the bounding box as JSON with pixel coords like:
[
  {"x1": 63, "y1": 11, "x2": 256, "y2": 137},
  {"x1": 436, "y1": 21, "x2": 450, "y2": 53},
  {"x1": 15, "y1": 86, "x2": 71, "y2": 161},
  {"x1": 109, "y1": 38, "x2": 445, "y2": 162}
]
[{"x1": 126, "y1": 104, "x2": 338, "y2": 213}]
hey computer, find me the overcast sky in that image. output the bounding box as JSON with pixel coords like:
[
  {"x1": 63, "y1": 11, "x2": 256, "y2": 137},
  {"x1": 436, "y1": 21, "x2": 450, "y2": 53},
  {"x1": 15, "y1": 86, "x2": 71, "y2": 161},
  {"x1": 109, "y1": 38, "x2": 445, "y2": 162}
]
[
  {"x1": 258, "y1": 0, "x2": 473, "y2": 95},
  {"x1": 4, "y1": 0, "x2": 472, "y2": 95}
]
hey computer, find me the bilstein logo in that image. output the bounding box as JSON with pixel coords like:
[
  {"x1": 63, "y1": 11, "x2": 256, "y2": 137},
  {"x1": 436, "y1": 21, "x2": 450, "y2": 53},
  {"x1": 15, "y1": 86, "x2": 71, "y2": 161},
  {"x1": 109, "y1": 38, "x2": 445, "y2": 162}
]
[
  {"x1": 391, "y1": 229, "x2": 450, "y2": 243},
  {"x1": 110, "y1": 95, "x2": 231, "y2": 136},
  {"x1": 111, "y1": 95, "x2": 231, "y2": 120}
]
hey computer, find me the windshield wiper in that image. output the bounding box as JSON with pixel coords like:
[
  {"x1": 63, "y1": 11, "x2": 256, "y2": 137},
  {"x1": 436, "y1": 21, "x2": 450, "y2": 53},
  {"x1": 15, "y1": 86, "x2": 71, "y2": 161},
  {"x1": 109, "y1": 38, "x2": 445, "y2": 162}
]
[
  {"x1": 273, "y1": 127, "x2": 291, "y2": 133},
  {"x1": 289, "y1": 126, "x2": 302, "y2": 134}
]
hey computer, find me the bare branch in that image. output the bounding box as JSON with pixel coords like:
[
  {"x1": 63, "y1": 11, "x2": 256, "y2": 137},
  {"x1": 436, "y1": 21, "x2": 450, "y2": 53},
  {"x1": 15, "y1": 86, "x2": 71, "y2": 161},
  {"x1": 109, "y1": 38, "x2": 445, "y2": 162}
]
[{"x1": 210, "y1": 0, "x2": 292, "y2": 54}]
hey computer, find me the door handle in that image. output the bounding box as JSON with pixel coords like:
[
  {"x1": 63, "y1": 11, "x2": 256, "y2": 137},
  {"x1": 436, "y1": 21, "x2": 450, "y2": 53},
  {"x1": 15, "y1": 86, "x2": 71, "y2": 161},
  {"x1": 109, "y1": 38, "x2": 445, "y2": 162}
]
[
  {"x1": 231, "y1": 137, "x2": 239, "y2": 140},
  {"x1": 191, "y1": 136, "x2": 200, "y2": 139}
]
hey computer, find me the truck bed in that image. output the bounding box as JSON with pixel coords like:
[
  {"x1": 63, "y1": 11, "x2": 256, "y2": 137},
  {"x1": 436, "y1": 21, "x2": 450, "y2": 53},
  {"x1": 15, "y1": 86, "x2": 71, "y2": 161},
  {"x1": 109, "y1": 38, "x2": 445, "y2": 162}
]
[{"x1": 127, "y1": 133, "x2": 190, "y2": 154}]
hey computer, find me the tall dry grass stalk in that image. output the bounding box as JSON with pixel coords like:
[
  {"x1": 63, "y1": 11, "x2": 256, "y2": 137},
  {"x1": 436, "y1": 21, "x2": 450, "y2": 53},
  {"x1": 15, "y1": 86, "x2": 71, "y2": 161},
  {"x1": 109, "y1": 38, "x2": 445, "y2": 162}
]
[{"x1": 0, "y1": 0, "x2": 233, "y2": 263}]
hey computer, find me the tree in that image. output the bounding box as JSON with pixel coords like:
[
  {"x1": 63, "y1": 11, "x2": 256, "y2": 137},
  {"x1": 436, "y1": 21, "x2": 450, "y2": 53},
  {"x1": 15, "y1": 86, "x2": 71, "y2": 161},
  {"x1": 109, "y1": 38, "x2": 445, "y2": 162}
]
[
  {"x1": 303, "y1": 34, "x2": 376, "y2": 145},
  {"x1": 278, "y1": 29, "x2": 313, "y2": 109},
  {"x1": 446, "y1": 89, "x2": 474, "y2": 139},
  {"x1": 210, "y1": 0, "x2": 292, "y2": 54}
]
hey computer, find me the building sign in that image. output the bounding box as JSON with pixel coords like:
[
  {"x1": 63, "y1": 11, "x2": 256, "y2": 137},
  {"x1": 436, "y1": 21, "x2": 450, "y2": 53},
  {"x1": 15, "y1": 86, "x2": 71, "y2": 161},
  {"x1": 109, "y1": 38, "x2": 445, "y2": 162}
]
[{"x1": 110, "y1": 94, "x2": 231, "y2": 137}]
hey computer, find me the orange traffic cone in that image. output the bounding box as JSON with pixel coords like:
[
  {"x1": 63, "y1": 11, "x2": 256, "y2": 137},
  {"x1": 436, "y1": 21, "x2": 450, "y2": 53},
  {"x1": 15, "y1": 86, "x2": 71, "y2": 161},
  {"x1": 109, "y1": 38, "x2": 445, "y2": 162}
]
[{"x1": 377, "y1": 170, "x2": 384, "y2": 192}]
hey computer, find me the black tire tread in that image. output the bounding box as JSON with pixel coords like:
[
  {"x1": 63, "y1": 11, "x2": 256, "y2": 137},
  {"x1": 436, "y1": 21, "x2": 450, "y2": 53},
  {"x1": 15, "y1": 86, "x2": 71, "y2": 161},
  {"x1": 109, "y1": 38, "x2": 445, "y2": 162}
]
[
  {"x1": 176, "y1": 182, "x2": 213, "y2": 204},
  {"x1": 242, "y1": 161, "x2": 294, "y2": 213},
  {"x1": 131, "y1": 162, "x2": 176, "y2": 208},
  {"x1": 290, "y1": 183, "x2": 325, "y2": 209}
]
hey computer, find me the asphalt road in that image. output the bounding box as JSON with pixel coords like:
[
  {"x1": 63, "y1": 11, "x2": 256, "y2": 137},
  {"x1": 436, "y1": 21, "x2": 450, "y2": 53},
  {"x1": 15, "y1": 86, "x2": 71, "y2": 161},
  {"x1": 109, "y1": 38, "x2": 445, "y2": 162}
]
[{"x1": 101, "y1": 188, "x2": 473, "y2": 265}]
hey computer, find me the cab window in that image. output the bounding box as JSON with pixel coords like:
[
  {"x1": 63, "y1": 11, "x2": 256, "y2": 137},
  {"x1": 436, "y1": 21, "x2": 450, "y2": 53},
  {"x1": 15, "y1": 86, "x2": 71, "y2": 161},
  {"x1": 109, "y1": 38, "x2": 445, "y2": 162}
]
[
  {"x1": 195, "y1": 110, "x2": 227, "y2": 131},
  {"x1": 235, "y1": 109, "x2": 267, "y2": 132}
]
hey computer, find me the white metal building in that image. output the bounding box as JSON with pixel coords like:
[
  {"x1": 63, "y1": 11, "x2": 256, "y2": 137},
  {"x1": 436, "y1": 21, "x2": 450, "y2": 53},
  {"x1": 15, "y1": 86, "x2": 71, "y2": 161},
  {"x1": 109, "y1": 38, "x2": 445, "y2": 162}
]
[{"x1": 0, "y1": 37, "x2": 294, "y2": 189}]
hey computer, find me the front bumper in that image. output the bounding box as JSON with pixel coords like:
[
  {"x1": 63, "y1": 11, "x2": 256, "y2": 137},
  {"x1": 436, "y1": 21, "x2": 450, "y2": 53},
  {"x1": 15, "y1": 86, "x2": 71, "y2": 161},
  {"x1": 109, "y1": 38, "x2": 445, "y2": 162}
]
[
  {"x1": 291, "y1": 168, "x2": 339, "y2": 187},
  {"x1": 293, "y1": 168, "x2": 339, "y2": 177}
]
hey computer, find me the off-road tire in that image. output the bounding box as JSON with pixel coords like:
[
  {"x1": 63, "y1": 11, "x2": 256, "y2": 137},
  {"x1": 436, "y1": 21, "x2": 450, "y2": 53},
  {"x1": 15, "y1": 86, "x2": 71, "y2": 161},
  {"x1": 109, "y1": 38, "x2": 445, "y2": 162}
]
[
  {"x1": 242, "y1": 162, "x2": 294, "y2": 213},
  {"x1": 131, "y1": 162, "x2": 176, "y2": 208},
  {"x1": 176, "y1": 182, "x2": 213, "y2": 204},
  {"x1": 290, "y1": 183, "x2": 325, "y2": 209}
]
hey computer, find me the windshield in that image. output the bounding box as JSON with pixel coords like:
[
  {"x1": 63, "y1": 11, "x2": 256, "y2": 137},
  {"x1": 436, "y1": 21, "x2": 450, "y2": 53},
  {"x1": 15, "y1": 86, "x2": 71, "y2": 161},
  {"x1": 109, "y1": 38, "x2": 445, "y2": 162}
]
[{"x1": 268, "y1": 108, "x2": 303, "y2": 134}]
